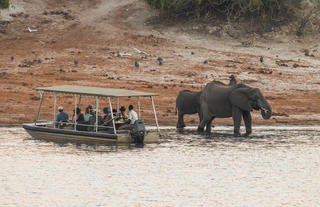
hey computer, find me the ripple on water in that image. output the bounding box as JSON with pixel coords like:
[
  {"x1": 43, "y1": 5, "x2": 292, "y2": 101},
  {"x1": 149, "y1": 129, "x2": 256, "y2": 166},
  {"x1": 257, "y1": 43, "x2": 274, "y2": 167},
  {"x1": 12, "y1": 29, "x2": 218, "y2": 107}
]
[{"x1": 0, "y1": 127, "x2": 320, "y2": 207}]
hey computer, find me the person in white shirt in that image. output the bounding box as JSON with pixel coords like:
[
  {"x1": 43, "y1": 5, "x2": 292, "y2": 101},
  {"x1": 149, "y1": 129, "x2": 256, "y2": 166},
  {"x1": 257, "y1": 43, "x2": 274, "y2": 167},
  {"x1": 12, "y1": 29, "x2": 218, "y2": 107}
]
[
  {"x1": 118, "y1": 104, "x2": 138, "y2": 130},
  {"x1": 128, "y1": 105, "x2": 138, "y2": 124}
]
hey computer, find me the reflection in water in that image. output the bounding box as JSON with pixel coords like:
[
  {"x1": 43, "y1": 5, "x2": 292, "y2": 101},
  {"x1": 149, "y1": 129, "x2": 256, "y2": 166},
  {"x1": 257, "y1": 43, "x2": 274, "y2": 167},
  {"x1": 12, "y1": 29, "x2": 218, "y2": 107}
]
[{"x1": 0, "y1": 127, "x2": 320, "y2": 207}]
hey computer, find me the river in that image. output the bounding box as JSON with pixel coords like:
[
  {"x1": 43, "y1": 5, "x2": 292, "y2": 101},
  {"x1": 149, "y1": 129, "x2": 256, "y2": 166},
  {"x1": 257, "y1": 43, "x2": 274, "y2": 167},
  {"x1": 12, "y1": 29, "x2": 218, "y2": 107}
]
[{"x1": 0, "y1": 126, "x2": 319, "y2": 207}]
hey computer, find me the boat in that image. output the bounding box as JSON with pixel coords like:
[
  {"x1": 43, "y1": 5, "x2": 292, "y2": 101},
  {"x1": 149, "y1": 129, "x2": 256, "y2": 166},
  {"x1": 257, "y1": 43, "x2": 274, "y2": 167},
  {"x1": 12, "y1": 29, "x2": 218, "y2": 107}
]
[{"x1": 23, "y1": 85, "x2": 160, "y2": 145}]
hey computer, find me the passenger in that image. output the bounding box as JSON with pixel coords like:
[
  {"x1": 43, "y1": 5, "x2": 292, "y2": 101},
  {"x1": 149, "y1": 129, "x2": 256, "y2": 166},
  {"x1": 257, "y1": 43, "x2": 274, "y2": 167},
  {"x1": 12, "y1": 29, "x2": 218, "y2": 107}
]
[
  {"x1": 128, "y1": 105, "x2": 138, "y2": 124},
  {"x1": 56, "y1": 106, "x2": 69, "y2": 122},
  {"x1": 72, "y1": 107, "x2": 84, "y2": 123},
  {"x1": 118, "y1": 106, "x2": 128, "y2": 122},
  {"x1": 103, "y1": 107, "x2": 112, "y2": 126},
  {"x1": 84, "y1": 105, "x2": 93, "y2": 122},
  {"x1": 88, "y1": 110, "x2": 104, "y2": 131},
  {"x1": 118, "y1": 105, "x2": 138, "y2": 130},
  {"x1": 110, "y1": 108, "x2": 118, "y2": 121}
]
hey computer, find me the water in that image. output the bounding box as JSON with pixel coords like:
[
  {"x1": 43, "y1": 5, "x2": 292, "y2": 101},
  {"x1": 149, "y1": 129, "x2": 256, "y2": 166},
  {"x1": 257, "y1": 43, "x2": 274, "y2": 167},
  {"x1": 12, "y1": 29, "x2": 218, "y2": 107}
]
[{"x1": 1, "y1": 126, "x2": 320, "y2": 207}]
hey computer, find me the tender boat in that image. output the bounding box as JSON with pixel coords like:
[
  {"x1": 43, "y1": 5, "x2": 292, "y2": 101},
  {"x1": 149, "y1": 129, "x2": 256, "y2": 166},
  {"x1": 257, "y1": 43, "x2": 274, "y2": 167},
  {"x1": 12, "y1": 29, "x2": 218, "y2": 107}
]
[{"x1": 23, "y1": 85, "x2": 160, "y2": 145}]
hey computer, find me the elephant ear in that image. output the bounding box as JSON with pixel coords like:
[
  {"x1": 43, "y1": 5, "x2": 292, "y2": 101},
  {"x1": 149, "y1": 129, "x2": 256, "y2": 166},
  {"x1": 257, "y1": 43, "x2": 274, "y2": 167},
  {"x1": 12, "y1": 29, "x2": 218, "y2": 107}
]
[{"x1": 229, "y1": 88, "x2": 252, "y2": 111}]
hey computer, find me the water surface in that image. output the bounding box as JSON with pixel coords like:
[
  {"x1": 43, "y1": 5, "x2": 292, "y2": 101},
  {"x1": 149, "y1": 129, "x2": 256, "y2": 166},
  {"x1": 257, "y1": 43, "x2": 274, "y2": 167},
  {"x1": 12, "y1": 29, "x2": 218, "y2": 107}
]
[{"x1": 0, "y1": 127, "x2": 320, "y2": 207}]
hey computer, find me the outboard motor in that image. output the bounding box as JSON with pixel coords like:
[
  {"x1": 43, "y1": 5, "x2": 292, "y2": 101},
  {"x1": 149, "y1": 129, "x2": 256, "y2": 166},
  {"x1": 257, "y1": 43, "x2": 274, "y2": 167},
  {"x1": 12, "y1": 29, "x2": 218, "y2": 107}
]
[{"x1": 131, "y1": 120, "x2": 145, "y2": 146}]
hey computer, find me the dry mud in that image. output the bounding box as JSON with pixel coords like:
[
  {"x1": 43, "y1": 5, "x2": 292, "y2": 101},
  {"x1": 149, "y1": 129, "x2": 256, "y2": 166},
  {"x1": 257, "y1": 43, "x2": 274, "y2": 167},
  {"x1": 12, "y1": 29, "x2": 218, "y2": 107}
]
[{"x1": 0, "y1": 0, "x2": 320, "y2": 127}]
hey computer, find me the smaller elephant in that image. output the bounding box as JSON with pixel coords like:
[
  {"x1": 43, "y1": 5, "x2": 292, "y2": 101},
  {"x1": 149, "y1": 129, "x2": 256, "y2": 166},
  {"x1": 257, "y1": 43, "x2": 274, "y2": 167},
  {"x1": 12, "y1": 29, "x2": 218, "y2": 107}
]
[{"x1": 176, "y1": 90, "x2": 202, "y2": 128}]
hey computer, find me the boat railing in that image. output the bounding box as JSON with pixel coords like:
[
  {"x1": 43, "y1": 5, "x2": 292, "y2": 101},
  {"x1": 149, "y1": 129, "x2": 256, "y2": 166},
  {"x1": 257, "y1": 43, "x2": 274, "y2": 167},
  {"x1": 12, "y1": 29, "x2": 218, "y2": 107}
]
[
  {"x1": 35, "y1": 120, "x2": 51, "y2": 126},
  {"x1": 35, "y1": 120, "x2": 119, "y2": 133}
]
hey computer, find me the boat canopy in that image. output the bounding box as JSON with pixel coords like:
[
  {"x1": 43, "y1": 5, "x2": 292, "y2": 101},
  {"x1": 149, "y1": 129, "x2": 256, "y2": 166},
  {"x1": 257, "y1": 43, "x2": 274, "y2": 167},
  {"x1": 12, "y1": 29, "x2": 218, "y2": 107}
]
[{"x1": 35, "y1": 85, "x2": 159, "y2": 97}]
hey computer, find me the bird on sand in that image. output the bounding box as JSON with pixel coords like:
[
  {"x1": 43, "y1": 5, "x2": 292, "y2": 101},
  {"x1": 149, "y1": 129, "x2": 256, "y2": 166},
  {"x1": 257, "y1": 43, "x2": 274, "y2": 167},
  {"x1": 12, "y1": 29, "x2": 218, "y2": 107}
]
[
  {"x1": 74, "y1": 60, "x2": 78, "y2": 65},
  {"x1": 135, "y1": 61, "x2": 139, "y2": 68},
  {"x1": 260, "y1": 56, "x2": 263, "y2": 63},
  {"x1": 157, "y1": 57, "x2": 163, "y2": 65},
  {"x1": 203, "y1": 60, "x2": 208, "y2": 64},
  {"x1": 10, "y1": 56, "x2": 14, "y2": 61}
]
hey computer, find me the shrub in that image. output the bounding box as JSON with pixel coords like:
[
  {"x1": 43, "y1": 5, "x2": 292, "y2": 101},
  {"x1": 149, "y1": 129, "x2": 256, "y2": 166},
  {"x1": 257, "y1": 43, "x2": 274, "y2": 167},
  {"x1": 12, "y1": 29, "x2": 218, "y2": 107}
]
[
  {"x1": 145, "y1": 0, "x2": 302, "y2": 25},
  {"x1": 0, "y1": 0, "x2": 9, "y2": 9}
]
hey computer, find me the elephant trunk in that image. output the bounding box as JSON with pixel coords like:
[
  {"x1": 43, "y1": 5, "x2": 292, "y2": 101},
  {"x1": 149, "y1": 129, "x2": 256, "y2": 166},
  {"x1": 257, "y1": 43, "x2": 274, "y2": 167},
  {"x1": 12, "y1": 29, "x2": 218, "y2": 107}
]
[{"x1": 260, "y1": 101, "x2": 272, "y2": 120}]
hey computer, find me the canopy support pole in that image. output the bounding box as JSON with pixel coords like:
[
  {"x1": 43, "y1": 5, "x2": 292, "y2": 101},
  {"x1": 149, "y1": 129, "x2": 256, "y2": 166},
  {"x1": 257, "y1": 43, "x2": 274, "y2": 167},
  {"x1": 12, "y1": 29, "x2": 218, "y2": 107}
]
[
  {"x1": 95, "y1": 96, "x2": 99, "y2": 132},
  {"x1": 137, "y1": 97, "x2": 141, "y2": 119},
  {"x1": 53, "y1": 93, "x2": 56, "y2": 128},
  {"x1": 74, "y1": 95, "x2": 77, "y2": 131},
  {"x1": 108, "y1": 97, "x2": 117, "y2": 135},
  {"x1": 35, "y1": 92, "x2": 44, "y2": 124},
  {"x1": 116, "y1": 97, "x2": 119, "y2": 111},
  {"x1": 78, "y1": 95, "x2": 82, "y2": 105},
  {"x1": 150, "y1": 96, "x2": 159, "y2": 132}
]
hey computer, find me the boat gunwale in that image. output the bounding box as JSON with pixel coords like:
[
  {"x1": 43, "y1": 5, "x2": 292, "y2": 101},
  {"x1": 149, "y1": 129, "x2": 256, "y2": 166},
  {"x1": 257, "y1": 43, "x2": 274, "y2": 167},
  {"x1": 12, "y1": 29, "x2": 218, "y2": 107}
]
[{"x1": 23, "y1": 123, "x2": 118, "y2": 139}]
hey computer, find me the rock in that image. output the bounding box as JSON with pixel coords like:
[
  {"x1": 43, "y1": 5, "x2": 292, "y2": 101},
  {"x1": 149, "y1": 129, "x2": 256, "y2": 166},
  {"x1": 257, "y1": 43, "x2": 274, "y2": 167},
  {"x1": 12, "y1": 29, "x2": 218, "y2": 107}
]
[
  {"x1": 275, "y1": 60, "x2": 289, "y2": 67},
  {"x1": 74, "y1": 60, "x2": 78, "y2": 65},
  {"x1": 207, "y1": 26, "x2": 221, "y2": 34},
  {"x1": 203, "y1": 60, "x2": 208, "y2": 64},
  {"x1": 241, "y1": 40, "x2": 252, "y2": 47},
  {"x1": 258, "y1": 68, "x2": 273, "y2": 74}
]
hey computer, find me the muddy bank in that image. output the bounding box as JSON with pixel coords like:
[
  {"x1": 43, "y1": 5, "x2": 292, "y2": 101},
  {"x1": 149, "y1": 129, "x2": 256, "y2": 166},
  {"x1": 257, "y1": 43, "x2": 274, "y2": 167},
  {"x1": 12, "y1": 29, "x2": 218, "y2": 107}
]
[{"x1": 0, "y1": 0, "x2": 320, "y2": 127}]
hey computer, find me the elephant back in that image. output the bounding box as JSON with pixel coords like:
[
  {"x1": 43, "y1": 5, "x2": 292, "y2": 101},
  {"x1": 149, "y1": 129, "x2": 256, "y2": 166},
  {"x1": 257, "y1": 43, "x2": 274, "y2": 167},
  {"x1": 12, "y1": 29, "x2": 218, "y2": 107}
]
[{"x1": 176, "y1": 90, "x2": 201, "y2": 114}]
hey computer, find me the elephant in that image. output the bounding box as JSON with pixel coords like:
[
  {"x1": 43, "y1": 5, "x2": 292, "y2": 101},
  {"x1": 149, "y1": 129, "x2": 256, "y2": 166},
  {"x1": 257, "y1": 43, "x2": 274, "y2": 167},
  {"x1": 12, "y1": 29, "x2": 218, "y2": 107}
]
[
  {"x1": 176, "y1": 75, "x2": 238, "y2": 129},
  {"x1": 176, "y1": 90, "x2": 202, "y2": 129},
  {"x1": 197, "y1": 82, "x2": 272, "y2": 136}
]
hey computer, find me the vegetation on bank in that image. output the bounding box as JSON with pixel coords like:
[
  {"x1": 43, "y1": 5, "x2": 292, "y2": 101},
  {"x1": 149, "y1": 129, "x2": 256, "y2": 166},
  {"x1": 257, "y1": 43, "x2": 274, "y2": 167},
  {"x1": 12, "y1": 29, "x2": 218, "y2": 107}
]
[
  {"x1": 145, "y1": 0, "x2": 320, "y2": 35},
  {"x1": 0, "y1": 0, "x2": 9, "y2": 9}
]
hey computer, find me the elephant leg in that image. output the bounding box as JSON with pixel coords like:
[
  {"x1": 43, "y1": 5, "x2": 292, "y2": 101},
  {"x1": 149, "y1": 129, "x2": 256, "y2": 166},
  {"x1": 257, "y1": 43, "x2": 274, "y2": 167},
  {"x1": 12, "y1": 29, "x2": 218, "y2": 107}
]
[
  {"x1": 232, "y1": 106, "x2": 242, "y2": 137},
  {"x1": 198, "y1": 103, "x2": 211, "y2": 133},
  {"x1": 242, "y1": 111, "x2": 252, "y2": 136},
  {"x1": 205, "y1": 117, "x2": 214, "y2": 134},
  {"x1": 198, "y1": 116, "x2": 208, "y2": 132},
  {"x1": 176, "y1": 111, "x2": 185, "y2": 129},
  {"x1": 198, "y1": 111, "x2": 203, "y2": 122}
]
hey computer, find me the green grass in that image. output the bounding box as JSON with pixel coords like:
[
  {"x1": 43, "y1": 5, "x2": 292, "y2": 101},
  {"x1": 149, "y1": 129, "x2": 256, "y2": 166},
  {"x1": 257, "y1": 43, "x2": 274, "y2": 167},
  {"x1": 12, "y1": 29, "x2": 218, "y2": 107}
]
[{"x1": 0, "y1": 0, "x2": 9, "y2": 9}]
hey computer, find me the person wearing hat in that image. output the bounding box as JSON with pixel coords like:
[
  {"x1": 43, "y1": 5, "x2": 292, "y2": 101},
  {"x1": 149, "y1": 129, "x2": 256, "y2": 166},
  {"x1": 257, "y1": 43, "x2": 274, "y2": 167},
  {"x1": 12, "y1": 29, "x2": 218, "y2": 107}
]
[
  {"x1": 56, "y1": 106, "x2": 69, "y2": 122},
  {"x1": 118, "y1": 105, "x2": 138, "y2": 130},
  {"x1": 118, "y1": 106, "x2": 128, "y2": 122}
]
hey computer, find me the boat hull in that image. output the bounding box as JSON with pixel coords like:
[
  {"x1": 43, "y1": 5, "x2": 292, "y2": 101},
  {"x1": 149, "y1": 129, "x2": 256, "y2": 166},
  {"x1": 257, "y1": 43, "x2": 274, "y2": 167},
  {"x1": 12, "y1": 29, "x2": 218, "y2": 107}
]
[{"x1": 23, "y1": 124, "x2": 159, "y2": 144}]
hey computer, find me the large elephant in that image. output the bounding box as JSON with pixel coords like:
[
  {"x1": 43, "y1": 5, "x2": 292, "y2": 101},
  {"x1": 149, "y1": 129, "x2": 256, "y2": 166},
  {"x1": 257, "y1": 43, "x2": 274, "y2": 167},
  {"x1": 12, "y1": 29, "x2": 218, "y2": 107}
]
[
  {"x1": 176, "y1": 75, "x2": 237, "y2": 129},
  {"x1": 197, "y1": 82, "x2": 272, "y2": 136}
]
